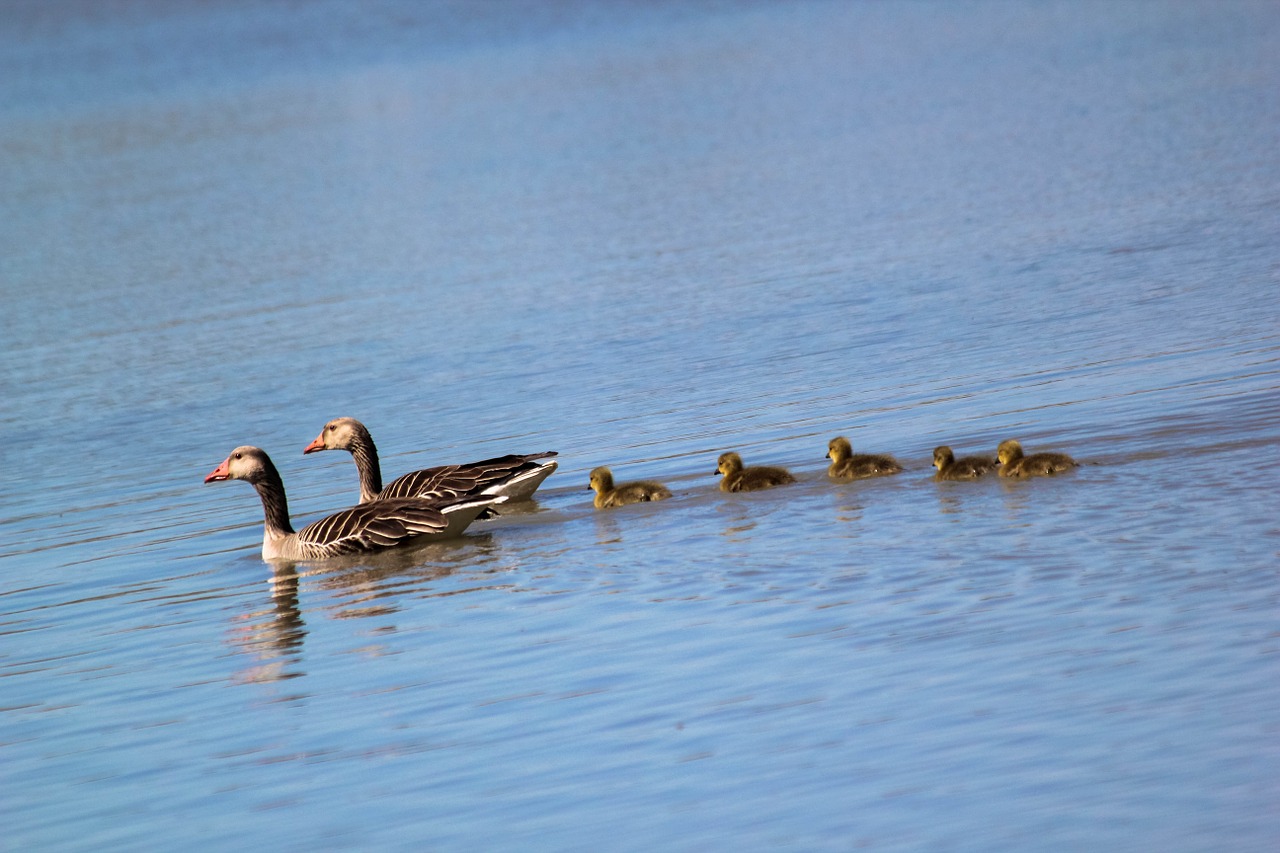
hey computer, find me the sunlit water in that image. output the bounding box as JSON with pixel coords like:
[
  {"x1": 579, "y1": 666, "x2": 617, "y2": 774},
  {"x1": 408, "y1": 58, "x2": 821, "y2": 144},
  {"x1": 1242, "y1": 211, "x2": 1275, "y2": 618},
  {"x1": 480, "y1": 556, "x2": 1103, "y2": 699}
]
[{"x1": 2, "y1": 2, "x2": 1279, "y2": 849}]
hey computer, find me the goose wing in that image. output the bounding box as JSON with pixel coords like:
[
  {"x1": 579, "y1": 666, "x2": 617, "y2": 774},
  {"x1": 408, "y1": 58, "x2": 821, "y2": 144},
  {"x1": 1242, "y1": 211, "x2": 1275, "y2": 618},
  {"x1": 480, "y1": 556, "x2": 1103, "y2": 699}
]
[
  {"x1": 295, "y1": 498, "x2": 450, "y2": 558},
  {"x1": 379, "y1": 452, "x2": 558, "y2": 501}
]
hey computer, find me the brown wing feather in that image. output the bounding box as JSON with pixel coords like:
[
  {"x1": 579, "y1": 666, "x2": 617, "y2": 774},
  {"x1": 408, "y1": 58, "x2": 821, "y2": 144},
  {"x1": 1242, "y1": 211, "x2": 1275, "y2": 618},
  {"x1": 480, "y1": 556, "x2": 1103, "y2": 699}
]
[
  {"x1": 378, "y1": 453, "x2": 558, "y2": 501},
  {"x1": 296, "y1": 498, "x2": 449, "y2": 558}
]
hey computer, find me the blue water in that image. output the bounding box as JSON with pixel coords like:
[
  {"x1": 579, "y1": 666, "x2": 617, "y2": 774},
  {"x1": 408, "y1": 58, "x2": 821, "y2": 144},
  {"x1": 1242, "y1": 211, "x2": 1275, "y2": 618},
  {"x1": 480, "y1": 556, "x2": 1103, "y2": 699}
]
[{"x1": 2, "y1": 1, "x2": 1279, "y2": 850}]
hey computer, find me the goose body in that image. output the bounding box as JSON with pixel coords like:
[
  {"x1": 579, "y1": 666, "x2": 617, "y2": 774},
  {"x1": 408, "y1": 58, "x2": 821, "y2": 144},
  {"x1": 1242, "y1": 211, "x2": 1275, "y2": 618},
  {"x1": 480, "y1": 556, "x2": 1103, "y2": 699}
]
[
  {"x1": 588, "y1": 466, "x2": 671, "y2": 508},
  {"x1": 205, "y1": 446, "x2": 502, "y2": 561},
  {"x1": 932, "y1": 446, "x2": 996, "y2": 481},
  {"x1": 996, "y1": 439, "x2": 1077, "y2": 479},
  {"x1": 826, "y1": 436, "x2": 902, "y2": 480},
  {"x1": 715, "y1": 452, "x2": 795, "y2": 493},
  {"x1": 304, "y1": 417, "x2": 557, "y2": 505}
]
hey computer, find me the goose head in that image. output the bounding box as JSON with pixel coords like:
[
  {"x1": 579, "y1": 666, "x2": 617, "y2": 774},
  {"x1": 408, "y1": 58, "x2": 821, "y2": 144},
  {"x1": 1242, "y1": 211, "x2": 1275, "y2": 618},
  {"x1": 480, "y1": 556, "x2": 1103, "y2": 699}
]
[
  {"x1": 304, "y1": 417, "x2": 369, "y2": 454},
  {"x1": 205, "y1": 446, "x2": 276, "y2": 485}
]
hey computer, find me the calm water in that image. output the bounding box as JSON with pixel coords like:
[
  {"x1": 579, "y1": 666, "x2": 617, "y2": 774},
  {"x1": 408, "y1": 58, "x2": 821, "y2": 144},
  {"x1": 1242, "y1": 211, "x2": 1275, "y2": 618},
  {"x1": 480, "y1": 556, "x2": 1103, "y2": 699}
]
[{"x1": 3, "y1": 1, "x2": 1279, "y2": 849}]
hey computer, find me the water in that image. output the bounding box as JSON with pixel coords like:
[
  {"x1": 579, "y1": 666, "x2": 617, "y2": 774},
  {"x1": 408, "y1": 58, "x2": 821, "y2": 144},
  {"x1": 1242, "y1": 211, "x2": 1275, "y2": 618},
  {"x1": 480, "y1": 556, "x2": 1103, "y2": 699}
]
[{"x1": 2, "y1": 1, "x2": 1278, "y2": 849}]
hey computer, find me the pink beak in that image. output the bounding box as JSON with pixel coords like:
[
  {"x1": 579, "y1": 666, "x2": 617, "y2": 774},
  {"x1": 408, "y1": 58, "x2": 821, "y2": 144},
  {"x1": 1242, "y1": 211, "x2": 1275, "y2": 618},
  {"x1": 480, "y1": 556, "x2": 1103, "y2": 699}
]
[
  {"x1": 303, "y1": 433, "x2": 325, "y2": 454},
  {"x1": 204, "y1": 457, "x2": 231, "y2": 483}
]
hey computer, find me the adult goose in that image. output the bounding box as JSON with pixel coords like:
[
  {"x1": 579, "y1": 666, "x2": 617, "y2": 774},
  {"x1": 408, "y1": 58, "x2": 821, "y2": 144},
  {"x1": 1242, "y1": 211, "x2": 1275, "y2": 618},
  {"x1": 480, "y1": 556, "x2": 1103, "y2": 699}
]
[
  {"x1": 932, "y1": 446, "x2": 996, "y2": 481},
  {"x1": 304, "y1": 417, "x2": 557, "y2": 505},
  {"x1": 715, "y1": 452, "x2": 795, "y2": 493},
  {"x1": 826, "y1": 436, "x2": 902, "y2": 480},
  {"x1": 995, "y1": 439, "x2": 1077, "y2": 479},
  {"x1": 204, "y1": 446, "x2": 503, "y2": 561},
  {"x1": 588, "y1": 466, "x2": 671, "y2": 509}
]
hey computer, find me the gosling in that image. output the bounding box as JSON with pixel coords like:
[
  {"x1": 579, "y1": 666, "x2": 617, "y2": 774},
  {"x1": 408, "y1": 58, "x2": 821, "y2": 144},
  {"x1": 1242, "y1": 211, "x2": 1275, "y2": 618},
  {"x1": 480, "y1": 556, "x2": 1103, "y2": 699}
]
[
  {"x1": 932, "y1": 446, "x2": 996, "y2": 481},
  {"x1": 996, "y1": 439, "x2": 1077, "y2": 479},
  {"x1": 715, "y1": 452, "x2": 795, "y2": 493},
  {"x1": 826, "y1": 436, "x2": 902, "y2": 480},
  {"x1": 588, "y1": 466, "x2": 671, "y2": 509}
]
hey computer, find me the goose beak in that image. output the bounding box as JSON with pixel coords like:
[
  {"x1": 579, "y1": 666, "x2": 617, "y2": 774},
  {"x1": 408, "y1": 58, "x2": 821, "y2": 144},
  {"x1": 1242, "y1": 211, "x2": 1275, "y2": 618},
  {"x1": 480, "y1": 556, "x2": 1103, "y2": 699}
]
[
  {"x1": 303, "y1": 434, "x2": 325, "y2": 454},
  {"x1": 204, "y1": 457, "x2": 231, "y2": 483}
]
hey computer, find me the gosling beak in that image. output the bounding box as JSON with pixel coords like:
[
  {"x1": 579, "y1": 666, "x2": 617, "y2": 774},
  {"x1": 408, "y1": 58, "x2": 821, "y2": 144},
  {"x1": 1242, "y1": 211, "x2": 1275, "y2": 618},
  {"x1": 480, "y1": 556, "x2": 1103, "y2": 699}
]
[
  {"x1": 303, "y1": 434, "x2": 325, "y2": 454},
  {"x1": 204, "y1": 457, "x2": 231, "y2": 483}
]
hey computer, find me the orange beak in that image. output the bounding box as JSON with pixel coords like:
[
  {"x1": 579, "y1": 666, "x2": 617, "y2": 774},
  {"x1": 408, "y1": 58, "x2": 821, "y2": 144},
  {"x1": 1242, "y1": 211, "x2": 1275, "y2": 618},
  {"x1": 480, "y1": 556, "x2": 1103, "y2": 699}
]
[
  {"x1": 303, "y1": 433, "x2": 326, "y2": 454},
  {"x1": 204, "y1": 457, "x2": 231, "y2": 483}
]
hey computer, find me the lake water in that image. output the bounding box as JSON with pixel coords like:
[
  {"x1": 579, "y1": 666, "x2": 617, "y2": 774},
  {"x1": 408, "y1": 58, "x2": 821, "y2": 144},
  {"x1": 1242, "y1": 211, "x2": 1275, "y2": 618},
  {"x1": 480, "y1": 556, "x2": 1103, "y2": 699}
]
[{"x1": 2, "y1": 1, "x2": 1279, "y2": 849}]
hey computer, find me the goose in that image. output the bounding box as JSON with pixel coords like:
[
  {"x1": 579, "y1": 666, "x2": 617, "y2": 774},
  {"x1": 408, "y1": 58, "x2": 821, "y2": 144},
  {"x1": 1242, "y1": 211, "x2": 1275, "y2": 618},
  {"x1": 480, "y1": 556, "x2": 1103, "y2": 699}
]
[
  {"x1": 826, "y1": 436, "x2": 902, "y2": 480},
  {"x1": 304, "y1": 417, "x2": 557, "y2": 505},
  {"x1": 588, "y1": 466, "x2": 671, "y2": 509},
  {"x1": 995, "y1": 439, "x2": 1077, "y2": 479},
  {"x1": 204, "y1": 446, "x2": 503, "y2": 561},
  {"x1": 715, "y1": 452, "x2": 795, "y2": 493},
  {"x1": 932, "y1": 446, "x2": 996, "y2": 480}
]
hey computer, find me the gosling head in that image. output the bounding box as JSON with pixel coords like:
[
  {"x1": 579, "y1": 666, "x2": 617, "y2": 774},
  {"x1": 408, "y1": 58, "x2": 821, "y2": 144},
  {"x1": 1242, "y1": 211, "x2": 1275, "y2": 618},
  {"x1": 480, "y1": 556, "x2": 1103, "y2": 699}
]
[
  {"x1": 716, "y1": 452, "x2": 744, "y2": 477},
  {"x1": 588, "y1": 466, "x2": 614, "y2": 494},
  {"x1": 996, "y1": 439, "x2": 1024, "y2": 466},
  {"x1": 933, "y1": 446, "x2": 955, "y2": 471},
  {"x1": 827, "y1": 436, "x2": 853, "y2": 463}
]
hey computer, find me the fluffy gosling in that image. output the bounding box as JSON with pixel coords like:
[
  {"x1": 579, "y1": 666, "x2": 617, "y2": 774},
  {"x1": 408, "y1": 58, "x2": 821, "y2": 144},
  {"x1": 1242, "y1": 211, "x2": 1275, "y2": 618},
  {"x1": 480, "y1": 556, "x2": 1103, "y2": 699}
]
[
  {"x1": 715, "y1": 452, "x2": 795, "y2": 493},
  {"x1": 826, "y1": 436, "x2": 902, "y2": 480},
  {"x1": 588, "y1": 466, "x2": 671, "y2": 509},
  {"x1": 932, "y1": 446, "x2": 996, "y2": 481},
  {"x1": 995, "y1": 439, "x2": 1077, "y2": 479}
]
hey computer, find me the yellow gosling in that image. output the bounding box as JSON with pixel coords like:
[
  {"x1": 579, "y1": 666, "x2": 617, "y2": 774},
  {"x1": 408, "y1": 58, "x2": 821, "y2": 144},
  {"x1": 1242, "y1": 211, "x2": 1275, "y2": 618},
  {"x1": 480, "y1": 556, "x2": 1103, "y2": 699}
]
[
  {"x1": 996, "y1": 439, "x2": 1077, "y2": 479},
  {"x1": 932, "y1": 446, "x2": 996, "y2": 481},
  {"x1": 715, "y1": 452, "x2": 795, "y2": 493},
  {"x1": 588, "y1": 466, "x2": 672, "y2": 509},
  {"x1": 826, "y1": 436, "x2": 902, "y2": 481}
]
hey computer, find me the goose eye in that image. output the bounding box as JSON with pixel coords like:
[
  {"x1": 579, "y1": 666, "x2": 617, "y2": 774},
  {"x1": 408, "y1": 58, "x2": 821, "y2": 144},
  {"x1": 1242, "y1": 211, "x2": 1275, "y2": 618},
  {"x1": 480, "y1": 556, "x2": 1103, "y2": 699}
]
[{"x1": 233, "y1": 452, "x2": 242, "y2": 459}]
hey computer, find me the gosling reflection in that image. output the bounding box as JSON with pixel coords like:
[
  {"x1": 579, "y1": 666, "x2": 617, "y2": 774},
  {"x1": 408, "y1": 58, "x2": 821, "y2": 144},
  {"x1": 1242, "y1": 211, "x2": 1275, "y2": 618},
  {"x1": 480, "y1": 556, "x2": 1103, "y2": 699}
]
[
  {"x1": 590, "y1": 508, "x2": 625, "y2": 548},
  {"x1": 830, "y1": 493, "x2": 866, "y2": 525},
  {"x1": 716, "y1": 499, "x2": 759, "y2": 540}
]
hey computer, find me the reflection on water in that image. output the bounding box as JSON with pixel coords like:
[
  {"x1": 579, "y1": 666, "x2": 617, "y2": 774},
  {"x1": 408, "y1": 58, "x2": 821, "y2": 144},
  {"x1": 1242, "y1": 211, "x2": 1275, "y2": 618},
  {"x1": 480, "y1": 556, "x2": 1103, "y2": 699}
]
[
  {"x1": 3, "y1": 0, "x2": 1279, "y2": 850},
  {"x1": 227, "y1": 532, "x2": 521, "y2": 684},
  {"x1": 228, "y1": 565, "x2": 306, "y2": 685}
]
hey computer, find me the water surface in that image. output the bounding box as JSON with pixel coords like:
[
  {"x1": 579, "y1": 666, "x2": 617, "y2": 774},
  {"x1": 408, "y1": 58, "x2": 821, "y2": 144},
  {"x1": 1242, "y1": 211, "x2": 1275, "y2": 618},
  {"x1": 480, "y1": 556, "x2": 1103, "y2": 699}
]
[{"x1": 2, "y1": 2, "x2": 1279, "y2": 850}]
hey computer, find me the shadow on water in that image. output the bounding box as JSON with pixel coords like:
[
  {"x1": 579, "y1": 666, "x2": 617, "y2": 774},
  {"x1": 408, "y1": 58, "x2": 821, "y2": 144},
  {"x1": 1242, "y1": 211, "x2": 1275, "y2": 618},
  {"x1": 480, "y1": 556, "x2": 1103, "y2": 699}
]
[{"x1": 226, "y1": 530, "x2": 515, "y2": 683}]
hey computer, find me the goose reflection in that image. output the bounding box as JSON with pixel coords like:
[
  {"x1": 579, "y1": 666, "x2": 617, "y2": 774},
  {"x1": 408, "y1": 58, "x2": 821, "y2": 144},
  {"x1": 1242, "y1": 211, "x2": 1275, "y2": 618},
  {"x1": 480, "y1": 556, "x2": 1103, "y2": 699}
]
[
  {"x1": 229, "y1": 533, "x2": 506, "y2": 682},
  {"x1": 312, "y1": 533, "x2": 502, "y2": 620},
  {"x1": 229, "y1": 563, "x2": 307, "y2": 684}
]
